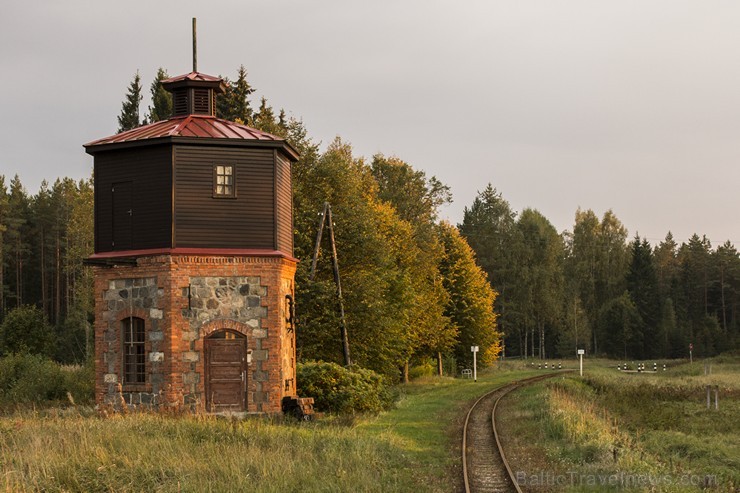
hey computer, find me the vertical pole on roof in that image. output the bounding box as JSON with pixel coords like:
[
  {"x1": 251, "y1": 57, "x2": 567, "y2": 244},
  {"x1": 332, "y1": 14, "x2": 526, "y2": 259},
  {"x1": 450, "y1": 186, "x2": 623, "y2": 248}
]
[{"x1": 192, "y1": 18, "x2": 198, "y2": 72}]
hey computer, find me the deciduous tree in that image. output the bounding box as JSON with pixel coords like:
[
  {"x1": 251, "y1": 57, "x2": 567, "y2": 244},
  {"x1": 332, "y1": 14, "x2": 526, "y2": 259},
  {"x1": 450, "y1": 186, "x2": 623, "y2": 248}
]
[{"x1": 437, "y1": 221, "x2": 500, "y2": 368}]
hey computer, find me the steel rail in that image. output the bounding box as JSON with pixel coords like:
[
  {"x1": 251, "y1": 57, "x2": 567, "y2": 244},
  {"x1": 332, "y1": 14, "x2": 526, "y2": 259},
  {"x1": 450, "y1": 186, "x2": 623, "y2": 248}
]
[{"x1": 462, "y1": 371, "x2": 573, "y2": 493}]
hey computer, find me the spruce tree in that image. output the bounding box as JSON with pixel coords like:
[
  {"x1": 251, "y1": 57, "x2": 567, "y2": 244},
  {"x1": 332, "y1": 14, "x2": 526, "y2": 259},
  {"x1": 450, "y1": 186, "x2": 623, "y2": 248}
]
[
  {"x1": 230, "y1": 65, "x2": 254, "y2": 124},
  {"x1": 458, "y1": 185, "x2": 520, "y2": 355},
  {"x1": 216, "y1": 65, "x2": 255, "y2": 123},
  {"x1": 147, "y1": 67, "x2": 172, "y2": 123},
  {"x1": 253, "y1": 97, "x2": 279, "y2": 134},
  {"x1": 117, "y1": 71, "x2": 143, "y2": 133},
  {"x1": 626, "y1": 236, "x2": 662, "y2": 357}
]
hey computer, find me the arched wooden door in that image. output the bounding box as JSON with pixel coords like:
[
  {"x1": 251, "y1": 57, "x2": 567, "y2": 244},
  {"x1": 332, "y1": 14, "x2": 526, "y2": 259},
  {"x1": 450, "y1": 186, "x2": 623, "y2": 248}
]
[{"x1": 205, "y1": 330, "x2": 246, "y2": 412}]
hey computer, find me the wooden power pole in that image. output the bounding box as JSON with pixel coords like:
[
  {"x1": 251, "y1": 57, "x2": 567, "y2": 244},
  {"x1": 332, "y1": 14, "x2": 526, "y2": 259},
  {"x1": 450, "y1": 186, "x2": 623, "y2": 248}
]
[{"x1": 310, "y1": 202, "x2": 351, "y2": 366}]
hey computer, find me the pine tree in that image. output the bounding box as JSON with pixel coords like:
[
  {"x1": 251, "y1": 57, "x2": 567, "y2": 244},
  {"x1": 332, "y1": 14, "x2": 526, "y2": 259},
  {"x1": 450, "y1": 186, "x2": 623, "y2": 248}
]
[
  {"x1": 117, "y1": 71, "x2": 143, "y2": 132},
  {"x1": 4, "y1": 176, "x2": 30, "y2": 308},
  {"x1": 0, "y1": 176, "x2": 8, "y2": 319},
  {"x1": 30, "y1": 180, "x2": 56, "y2": 321},
  {"x1": 147, "y1": 68, "x2": 172, "y2": 123}
]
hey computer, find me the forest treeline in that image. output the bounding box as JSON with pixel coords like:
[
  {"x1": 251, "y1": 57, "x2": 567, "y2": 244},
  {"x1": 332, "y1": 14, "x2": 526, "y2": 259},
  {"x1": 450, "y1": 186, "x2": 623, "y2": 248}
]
[
  {"x1": 460, "y1": 186, "x2": 740, "y2": 361},
  {"x1": 0, "y1": 176, "x2": 93, "y2": 364},
  {"x1": 2, "y1": 67, "x2": 738, "y2": 376},
  {"x1": 0, "y1": 67, "x2": 501, "y2": 381}
]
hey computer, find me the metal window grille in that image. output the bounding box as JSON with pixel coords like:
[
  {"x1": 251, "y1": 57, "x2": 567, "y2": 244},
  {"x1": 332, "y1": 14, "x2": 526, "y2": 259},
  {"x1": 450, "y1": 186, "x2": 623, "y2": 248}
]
[{"x1": 122, "y1": 317, "x2": 146, "y2": 384}]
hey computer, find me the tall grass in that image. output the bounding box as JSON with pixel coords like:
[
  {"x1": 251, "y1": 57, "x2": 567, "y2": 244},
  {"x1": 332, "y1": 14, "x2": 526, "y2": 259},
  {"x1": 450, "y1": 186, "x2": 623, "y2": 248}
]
[
  {"x1": 501, "y1": 357, "x2": 740, "y2": 492},
  {"x1": 0, "y1": 367, "x2": 544, "y2": 492},
  {"x1": 1, "y1": 412, "x2": 414, "y2": 492}
]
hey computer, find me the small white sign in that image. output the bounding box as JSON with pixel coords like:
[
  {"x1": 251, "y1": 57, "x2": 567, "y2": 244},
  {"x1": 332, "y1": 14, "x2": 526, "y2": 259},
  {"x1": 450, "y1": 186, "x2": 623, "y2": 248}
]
[
  {"x1": 471, "y1": 346, "x2": 479, "y2": 352},
  {"x1": 577, "y1": 349, "x2": 585, "y2": 355}
]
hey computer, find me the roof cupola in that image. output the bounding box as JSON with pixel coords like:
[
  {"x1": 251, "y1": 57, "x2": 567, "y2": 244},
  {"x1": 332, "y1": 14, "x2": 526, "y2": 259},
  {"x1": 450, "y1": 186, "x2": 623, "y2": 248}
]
[
  {"x1": 161, "y1": 72, "x2": 226, "y2": 117},
  {"x1": 160, "y1": 18, "x2": 226, "y2": 117}
]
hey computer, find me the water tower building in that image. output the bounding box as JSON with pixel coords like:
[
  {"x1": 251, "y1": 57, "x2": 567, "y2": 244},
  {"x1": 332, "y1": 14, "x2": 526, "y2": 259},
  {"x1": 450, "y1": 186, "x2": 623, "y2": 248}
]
[{"x1": 85, "y1": 67, "x2": 299, "y2": 413}]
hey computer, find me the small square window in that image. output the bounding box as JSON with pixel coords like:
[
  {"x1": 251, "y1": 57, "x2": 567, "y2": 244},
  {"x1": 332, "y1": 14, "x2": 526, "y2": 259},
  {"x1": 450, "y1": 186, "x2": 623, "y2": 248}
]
[{"x1": 213, "y1": 165, "x2": 235, "y2": 197}]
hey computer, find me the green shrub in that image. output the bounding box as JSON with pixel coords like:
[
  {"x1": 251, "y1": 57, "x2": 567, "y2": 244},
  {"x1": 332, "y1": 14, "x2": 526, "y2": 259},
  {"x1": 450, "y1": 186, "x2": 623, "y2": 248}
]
[
  {"x1": 297, "y1": 361, "x2": 395, "y2": 414},
  {"x1": 0, "y1": 305, "x2": 54, "y2": 358},
  {"x1": 0, "y1": 353, "x2": 94, "y2": 408},
  {"x1": 409, "y1": 358, "x2": 434, "y2": 380}
]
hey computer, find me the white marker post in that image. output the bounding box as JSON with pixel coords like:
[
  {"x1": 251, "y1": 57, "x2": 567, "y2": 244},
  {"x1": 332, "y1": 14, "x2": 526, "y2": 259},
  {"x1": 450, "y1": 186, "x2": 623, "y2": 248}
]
[
  {"x1": 577, "y1": 349, "x2": 585, "y2": 376},
  {"x1": 471, "y1": 346, "x2": 479, "y2": 382},
  {"x1": 689, "y1": 343, "x2": 693, "y2": 364}
]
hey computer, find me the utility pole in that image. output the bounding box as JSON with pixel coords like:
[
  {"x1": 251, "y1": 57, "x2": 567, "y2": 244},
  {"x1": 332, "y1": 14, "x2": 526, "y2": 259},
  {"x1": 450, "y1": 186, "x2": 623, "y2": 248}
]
[{"x1": 310, "y1": 202, "x2": 351, "y2": 366}]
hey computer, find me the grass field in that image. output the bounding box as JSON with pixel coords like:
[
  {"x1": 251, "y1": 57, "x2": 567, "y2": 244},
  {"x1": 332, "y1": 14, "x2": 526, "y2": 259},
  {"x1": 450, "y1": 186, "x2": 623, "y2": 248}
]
[
  {"x1": 497, "y1": 356, "x2": 740, "y2": 492},
  {"x1": 4, "y1": 357, "x2": 735, "y2": 492},
  {"x1": 0, "y1": 366, "x2": 541, "y2": 492}
]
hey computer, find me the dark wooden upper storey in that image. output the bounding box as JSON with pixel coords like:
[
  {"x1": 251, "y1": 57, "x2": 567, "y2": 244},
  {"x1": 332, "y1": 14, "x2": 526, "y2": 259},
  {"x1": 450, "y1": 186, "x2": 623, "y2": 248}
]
[{"x1": 84, "y1": 71, "x2": 299, "y2": 259}]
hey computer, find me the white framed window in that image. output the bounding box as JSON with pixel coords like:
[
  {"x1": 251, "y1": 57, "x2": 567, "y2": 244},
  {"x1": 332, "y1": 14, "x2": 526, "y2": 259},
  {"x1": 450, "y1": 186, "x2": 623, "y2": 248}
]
[{"x1": 213, "y1": 165, "x2": 235, "y2": 197}]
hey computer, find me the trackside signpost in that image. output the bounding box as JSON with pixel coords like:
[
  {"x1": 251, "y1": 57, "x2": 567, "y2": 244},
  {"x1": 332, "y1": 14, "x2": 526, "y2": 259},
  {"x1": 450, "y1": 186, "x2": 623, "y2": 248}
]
[
  {"x1": 471, "y1": 346, "x2": 479, "y2": 382},
  {"x1": 577, "y1": 349, "x2": 585, "y2": 376}
]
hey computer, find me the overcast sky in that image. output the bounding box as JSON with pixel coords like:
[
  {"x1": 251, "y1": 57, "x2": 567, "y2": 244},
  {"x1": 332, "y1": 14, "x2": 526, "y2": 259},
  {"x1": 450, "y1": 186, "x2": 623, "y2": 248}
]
[{"x1": 2, "y1": 1, "x2": 740, "y2": 246}]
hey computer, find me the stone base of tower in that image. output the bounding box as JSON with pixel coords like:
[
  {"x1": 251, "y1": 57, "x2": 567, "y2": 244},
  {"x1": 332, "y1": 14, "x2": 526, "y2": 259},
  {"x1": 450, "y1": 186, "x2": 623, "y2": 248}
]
[{"x1": 93, "y1": 253, "x2": 297, "y2": 414}]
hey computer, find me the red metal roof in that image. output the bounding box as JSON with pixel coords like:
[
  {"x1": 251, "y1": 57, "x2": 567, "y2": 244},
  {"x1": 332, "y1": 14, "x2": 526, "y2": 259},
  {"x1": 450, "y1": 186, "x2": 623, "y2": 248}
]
[
  {"x1": 161, "y1": 71, "x2": 223, "y2": 84},
  {"x1": 84, "y1": 115, "x2": 284, "y2": 147}
]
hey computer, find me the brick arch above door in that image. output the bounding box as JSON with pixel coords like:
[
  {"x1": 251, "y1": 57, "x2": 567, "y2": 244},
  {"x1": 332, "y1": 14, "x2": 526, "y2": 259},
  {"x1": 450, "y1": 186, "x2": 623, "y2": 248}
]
[{"x1": 200, "y1": 319, "x2": 252, "y2": 340}]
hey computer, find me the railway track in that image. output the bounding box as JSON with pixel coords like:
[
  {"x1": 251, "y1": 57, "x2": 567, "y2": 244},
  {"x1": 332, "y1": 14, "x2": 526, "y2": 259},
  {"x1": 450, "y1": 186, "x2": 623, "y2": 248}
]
[{"x1": 462, "y1": 372, "x2": 572, "y2": 493}]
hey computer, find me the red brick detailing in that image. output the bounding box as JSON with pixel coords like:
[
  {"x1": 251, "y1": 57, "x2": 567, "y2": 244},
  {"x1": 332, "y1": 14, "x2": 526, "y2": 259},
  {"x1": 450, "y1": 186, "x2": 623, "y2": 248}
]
[
  {"x1": 93, "y1": 254, "x2": 297, "y2": 414},
  {"x1": 117, "y1": 308, "x2": 150, "y2": 321},
  {"x1": 201, "y1": 319, "x2": 252, "y2": 338}
]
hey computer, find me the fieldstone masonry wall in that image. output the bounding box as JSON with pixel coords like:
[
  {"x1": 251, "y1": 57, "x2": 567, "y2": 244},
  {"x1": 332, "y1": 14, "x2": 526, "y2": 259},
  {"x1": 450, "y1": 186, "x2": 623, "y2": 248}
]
[
  {"x1": 94, "y1": 254, "x2": 297, "y2": 414},
  {"x1": 181, "y1": 276, "x2": 269, "y2": 408},
  {"x1": 186, "y1": 276, "x2": 267, "y2": 328},
  {"x1": 100, "y1": 277, "x2": 165, "y2": 406}
]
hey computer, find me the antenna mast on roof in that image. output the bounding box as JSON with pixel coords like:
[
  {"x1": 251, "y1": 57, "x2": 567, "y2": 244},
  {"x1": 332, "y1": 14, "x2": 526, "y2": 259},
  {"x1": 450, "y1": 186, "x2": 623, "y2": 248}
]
[{"x1": 192, "y1": 17, "x2": 197, "y2": 72}]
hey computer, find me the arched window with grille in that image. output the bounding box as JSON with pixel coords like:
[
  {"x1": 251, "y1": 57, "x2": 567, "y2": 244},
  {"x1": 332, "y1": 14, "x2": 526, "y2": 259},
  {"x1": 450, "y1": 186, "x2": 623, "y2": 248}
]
[{"x1": 122, "y1": 317, "x2": 146, "y2": 384}]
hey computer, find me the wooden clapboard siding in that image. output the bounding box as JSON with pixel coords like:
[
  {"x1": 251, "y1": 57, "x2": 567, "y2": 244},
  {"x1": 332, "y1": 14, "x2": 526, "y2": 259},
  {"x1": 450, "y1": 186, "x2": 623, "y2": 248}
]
[
  {"x1": 275, "y1": 153, "x2": 293, "y2": 254},
  {"x1": 94, "y1": 145, "x2": 172, "y2": 252},
  {"x1": 173, "y1": 145, "x2": 276, "y2": 249}
]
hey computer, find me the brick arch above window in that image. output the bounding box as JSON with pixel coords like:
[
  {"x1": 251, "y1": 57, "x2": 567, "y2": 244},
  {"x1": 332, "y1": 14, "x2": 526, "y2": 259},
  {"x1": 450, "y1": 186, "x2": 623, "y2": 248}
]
[{"x1": 117, "y1": 307, "x2": 150, "y2": 322}]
